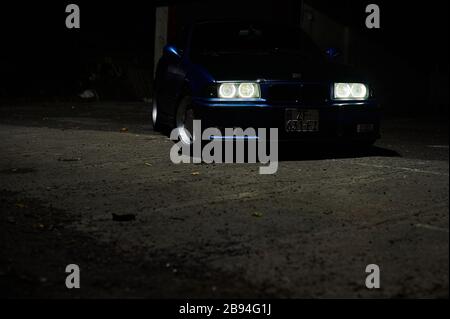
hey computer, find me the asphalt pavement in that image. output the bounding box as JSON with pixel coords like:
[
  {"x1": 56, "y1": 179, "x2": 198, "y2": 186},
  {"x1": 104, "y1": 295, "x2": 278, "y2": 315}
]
[{"x1": 0, "y1": 102, "x2": 448, "y2": 298}]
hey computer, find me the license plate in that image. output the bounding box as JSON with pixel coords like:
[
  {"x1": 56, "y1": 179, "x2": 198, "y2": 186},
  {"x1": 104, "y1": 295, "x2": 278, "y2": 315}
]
[
  {"x1": 357, "y1": 123, "x2": 374, "y2": 133},
  {"x1": 285, "y1": 109, "x2": 319, "y2": 132}
]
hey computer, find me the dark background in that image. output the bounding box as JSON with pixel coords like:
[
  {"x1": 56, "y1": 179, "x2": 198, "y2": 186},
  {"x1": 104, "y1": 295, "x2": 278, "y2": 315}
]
[{"x1": 0, "y1": 0, "x2": 448, "y2": 115}]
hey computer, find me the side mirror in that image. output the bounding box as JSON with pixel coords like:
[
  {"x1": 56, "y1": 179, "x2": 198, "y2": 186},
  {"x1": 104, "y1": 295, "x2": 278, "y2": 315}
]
[
  {"x1": 164, "y1": 44, "x2": 183, "y2": 58},
  {"x1": 325, "y1": 47, "x2": 341, "y2": 60}
]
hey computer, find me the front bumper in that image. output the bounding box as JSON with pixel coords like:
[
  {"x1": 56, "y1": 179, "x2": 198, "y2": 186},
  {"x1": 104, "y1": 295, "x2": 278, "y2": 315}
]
[
  {"x1": 194, "y1": 98, "x2": 380, "y2": 141},
  {"x1": 192, "y1": 98, "x2": 380, "y2": 142}
]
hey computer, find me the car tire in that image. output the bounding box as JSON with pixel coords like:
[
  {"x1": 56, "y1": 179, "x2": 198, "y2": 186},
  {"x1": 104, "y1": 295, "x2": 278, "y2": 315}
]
[
  {"x1": 174, "y1": 95, "x2": 199, "y2": 146},
  {"x1": 354, "y1": 139, "x2": 376, "y2": 149},
  {"x1": 152, "y1": 93, "x2": 163, "y2": 132}
]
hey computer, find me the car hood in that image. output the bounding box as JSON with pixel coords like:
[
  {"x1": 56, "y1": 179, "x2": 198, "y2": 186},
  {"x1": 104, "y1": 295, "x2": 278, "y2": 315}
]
[{"x1": 193, "y1": 53, "x2": 365, "y2": 82}]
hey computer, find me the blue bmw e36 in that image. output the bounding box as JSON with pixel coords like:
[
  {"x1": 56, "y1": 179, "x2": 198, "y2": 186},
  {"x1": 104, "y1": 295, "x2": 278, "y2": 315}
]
[{"x1": 152, "y1": 20, "x2": 380, "y2": 146}]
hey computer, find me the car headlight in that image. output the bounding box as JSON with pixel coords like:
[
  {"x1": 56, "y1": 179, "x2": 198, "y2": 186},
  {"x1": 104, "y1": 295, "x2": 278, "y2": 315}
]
[
  {"x1": 333, "y1": 83, "x2": 368, "y2": 100},
  {"x1": 218, "y1": 82, "x2": 260, "y2": 99}
]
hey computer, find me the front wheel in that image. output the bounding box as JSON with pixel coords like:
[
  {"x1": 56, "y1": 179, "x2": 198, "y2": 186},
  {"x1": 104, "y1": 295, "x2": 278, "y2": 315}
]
[
  {"x1": 152, "y1": 94, "x2": 163, "y2": 132},
  {"x1": 174, "y1": 95, "x2": 199, "y2": 145}
]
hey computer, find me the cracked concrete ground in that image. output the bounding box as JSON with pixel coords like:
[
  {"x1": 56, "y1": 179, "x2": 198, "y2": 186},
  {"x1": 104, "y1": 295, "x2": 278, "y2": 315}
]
[{"x1": 0, "y1": 102, "x2": 448, "y2": 298}]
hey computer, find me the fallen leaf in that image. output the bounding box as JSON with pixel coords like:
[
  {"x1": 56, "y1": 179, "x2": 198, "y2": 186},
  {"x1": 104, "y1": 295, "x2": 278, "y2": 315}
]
[
  {"x1": 15, "y1": 203, "x2": 27, "y2": 209},
  {"x1": 191, "y1": 171, "x2": 200, "y2": 176}
]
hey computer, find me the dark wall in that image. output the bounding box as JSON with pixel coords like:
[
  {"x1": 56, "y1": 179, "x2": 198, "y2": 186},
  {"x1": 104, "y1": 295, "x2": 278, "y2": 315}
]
[{"x1": 0, "y1": 1, "x2": 156, "y2": 100}]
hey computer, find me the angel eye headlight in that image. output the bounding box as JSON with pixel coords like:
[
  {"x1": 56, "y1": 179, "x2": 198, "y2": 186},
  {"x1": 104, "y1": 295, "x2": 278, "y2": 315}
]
[
  {"x1": 334, "y1": 83, "x2": 368, "y2": 100},
  {"x1": 218, "y1": 82, "x2": 260, "y2": 99},
  {"x1": 334, "y1": 83, "x2": 351, "y2": 99},
  {"x1": 238, "y1": 83, "x2": 259, "y2": 98},
  {"x1": 350, "y1": 83, "x2": 367, "y2": 99},
  {"x1": 218, "y1": 83, "x2": 237, "y2": 98}
]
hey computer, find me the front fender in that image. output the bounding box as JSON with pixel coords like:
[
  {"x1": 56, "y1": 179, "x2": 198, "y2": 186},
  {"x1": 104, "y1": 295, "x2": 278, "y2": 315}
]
[{"x1": 185, "y1": 61, "x2": 216, "y2": 98}]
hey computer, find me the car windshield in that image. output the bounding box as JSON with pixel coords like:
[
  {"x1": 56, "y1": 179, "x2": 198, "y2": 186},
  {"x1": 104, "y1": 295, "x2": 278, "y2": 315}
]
[{"x1": 190, "y1": 21, "x2": 323, "y2": 58}]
